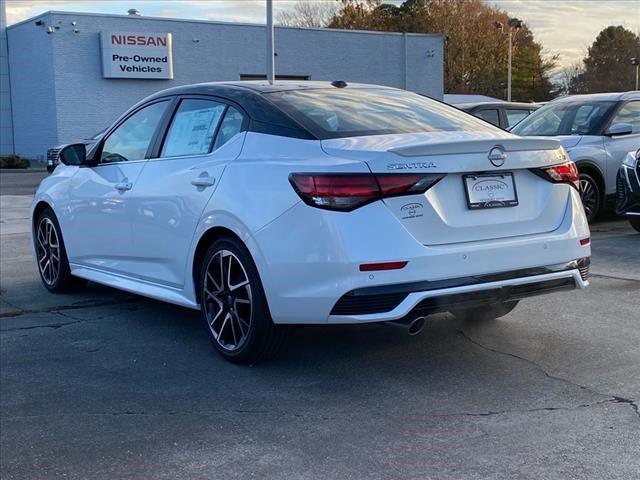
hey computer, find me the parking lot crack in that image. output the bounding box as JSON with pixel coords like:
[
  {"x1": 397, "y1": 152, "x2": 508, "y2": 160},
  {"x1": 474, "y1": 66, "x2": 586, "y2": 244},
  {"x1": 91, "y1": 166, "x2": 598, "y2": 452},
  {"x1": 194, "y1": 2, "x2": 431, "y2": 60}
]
[
  {"x1": 611, "y1": 397, "x2": 640, "y2": 420},
  {"x1": 0, "y1": 297, "x2": 138, "y2": 319},
  {"x1": 455, "y1": 328, "x2": 640, "y2": 423},
  {"x1": 436, "y1": 398, "x2": 617, "y2": 418},
  {"x1": 3, "y1": 400, "x2": 625, "y2": 421},
  {"x1": 0, "y1": 312, "x2": 90, "y2": 332}
]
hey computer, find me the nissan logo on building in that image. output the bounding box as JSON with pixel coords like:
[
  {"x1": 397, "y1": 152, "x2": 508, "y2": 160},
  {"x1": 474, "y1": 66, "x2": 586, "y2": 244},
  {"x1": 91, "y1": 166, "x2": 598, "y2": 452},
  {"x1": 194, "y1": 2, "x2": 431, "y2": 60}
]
[{"x1": 488, "y1": 146, "x2": 507, "y2": 167}]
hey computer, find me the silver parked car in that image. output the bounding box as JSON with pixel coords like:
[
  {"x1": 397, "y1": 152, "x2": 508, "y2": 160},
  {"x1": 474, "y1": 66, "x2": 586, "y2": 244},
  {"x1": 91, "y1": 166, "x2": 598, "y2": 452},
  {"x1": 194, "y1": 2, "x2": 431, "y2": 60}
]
[{"x1": 512, "y1": 92, "x2": 640, "y2": 222}]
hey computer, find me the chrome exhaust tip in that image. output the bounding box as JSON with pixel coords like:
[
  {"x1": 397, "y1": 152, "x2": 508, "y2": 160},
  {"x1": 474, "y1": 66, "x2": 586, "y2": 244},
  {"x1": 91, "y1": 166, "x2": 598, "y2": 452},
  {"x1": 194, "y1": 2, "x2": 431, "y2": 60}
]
[
  {"x1": 384, "y1": 316, "x2": 426, "y2": 336},
  {"x1": 407, "y1": 316, "x2": 426, "y2": 336}
]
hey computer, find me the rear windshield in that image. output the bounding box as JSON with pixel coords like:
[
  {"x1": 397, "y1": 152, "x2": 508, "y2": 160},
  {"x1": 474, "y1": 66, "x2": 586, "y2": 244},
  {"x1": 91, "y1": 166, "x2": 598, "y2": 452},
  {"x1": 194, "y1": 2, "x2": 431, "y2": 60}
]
[
  {"x1": 266, "y1": 88, "x2": 498, "y2": 139},
  {"x1": 512, "y1": 101, "x2": 617, "y2": 136}
]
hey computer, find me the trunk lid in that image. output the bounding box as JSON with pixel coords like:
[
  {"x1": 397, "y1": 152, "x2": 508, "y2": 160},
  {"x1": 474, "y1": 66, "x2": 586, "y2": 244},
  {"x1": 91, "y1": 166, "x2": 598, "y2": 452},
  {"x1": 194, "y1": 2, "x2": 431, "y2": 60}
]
[{"x1": 322, "y1": 132, "x2": 569, "y2": 245}]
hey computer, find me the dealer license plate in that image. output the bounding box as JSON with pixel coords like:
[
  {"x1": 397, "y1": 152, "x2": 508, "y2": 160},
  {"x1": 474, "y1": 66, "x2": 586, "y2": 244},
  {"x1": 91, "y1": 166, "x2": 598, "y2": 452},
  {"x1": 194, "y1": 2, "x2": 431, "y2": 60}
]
[{"x1": 463, "y1": 173, "x2": 518, "y2": 209}]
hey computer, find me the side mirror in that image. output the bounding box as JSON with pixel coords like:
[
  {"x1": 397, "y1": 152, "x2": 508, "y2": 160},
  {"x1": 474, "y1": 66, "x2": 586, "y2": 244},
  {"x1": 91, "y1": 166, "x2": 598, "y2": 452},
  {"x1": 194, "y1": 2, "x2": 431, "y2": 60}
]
[
  {"x1": 58, "y1": 143, "x2": 86, "y2": 166},
  {"x1": 605, "y1": 123, "x2": 633, "y2": 136}
]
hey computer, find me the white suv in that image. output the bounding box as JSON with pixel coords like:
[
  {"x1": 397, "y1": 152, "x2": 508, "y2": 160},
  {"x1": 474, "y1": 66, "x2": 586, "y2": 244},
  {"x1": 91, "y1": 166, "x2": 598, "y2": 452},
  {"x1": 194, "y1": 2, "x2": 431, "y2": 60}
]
[{"x1": 512, "y1": 92, "x2": 640, "y2": 222}]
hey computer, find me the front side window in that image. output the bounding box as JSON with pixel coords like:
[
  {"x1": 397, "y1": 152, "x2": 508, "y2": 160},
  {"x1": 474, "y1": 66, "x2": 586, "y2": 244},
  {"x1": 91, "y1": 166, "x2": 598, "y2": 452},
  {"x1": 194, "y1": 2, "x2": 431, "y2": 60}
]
[
  {"x1": 505, "y1": 109, "x2": 531, "y2": 128},
  {"x1": 161, "y1": 99, "x2": 226, "y2": 157},
  {"x1": 609, "y1": 101, "x2": 640, "y2": 133},
  {"x1": 266, "y1": 88, "x2": 498, "y2": 139},
  {"x1": 101, "y1": 101, "x2": 170, "y2": 163},
  {"x1": 474, "y1": 109, "x2": 500, "y2": 126},
  {"x1": 513, "y1": 101, "x2": 616, "y2": 136}
]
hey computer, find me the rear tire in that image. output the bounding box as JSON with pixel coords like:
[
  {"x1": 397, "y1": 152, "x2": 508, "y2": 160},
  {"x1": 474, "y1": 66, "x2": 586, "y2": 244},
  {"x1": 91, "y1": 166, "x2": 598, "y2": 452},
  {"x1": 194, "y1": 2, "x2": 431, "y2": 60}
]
[
  {"x1": 630, "y1": 218, "x2": 640, "y2": 233},
  {"x1": 451, "y1": 300, "x2": 519, "y2": 322},
  {"x1": 578, "y1": 172, "x2": 601, "y2": 223},
  {"x1": 34, "y1": 208, "x2": 86, "y2": 293},
  {"x1": 198, "y1": 236, "x2": 285, "y2": 364}
]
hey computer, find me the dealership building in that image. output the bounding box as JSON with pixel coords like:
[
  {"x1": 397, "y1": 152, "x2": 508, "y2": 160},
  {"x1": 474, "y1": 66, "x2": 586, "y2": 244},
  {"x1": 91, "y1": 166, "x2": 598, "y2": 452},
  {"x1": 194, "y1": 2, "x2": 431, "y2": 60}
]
[{"x1": 0, "y1": 5, "x2": 444, "y2": 161}]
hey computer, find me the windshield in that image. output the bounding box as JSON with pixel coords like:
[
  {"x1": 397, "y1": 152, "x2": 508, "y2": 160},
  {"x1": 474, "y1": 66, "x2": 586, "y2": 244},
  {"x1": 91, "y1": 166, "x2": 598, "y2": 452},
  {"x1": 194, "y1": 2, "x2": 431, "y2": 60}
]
[
  {"x1": 512, "y1": 101, "x2": 616, "y2": 136},
  {"x1": 266, "y1": 88, "x2": 499, "y2": 139}
]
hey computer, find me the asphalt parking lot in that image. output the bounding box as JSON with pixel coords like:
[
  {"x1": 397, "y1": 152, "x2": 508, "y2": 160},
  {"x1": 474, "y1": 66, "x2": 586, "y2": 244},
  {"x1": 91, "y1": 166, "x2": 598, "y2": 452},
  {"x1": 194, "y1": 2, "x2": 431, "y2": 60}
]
[{"x1": 1, "y1": 169, "x2": 639, "y2": 479}]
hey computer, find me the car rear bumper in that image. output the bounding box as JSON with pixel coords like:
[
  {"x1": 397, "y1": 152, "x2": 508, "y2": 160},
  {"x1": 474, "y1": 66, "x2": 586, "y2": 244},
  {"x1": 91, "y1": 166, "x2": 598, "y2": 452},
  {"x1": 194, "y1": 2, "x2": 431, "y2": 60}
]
[
  {"x1": 328, "y1": 259, "x2": 588, "y2": 323},
  {"x1": 252, "y1": 188, "x2": 590, "y2": 325}
]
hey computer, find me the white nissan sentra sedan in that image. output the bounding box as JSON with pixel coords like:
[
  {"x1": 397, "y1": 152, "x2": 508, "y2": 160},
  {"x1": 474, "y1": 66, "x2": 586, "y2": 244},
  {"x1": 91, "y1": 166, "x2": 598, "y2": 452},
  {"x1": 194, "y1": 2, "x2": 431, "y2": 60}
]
[{"x1": 32, "y1": 81, "x2": 591, "y2": 363}]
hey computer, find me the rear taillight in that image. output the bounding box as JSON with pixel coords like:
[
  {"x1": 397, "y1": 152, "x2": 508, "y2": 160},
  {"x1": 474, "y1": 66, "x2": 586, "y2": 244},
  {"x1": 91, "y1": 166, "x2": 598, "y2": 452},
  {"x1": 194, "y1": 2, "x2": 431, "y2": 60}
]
[
  {"x1": 289, "y1": 173, "x2": 444, "y2": 211},
  {"x1": 533, "y1": 162, "x2": 579, "y2": 189}
]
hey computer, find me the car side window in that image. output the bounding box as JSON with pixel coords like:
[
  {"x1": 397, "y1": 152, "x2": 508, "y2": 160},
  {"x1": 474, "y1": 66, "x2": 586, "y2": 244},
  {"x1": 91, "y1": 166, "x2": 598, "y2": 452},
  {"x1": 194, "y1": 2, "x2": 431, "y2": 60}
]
[
  {"x1": 213, "y1": 107, "x2": 245, "y2": 151},
  {"x1": 610, "y1": 101, "x2": 640, "y2": 133},
  {"x1": 101, "y1": 101, "x2": 170, "y2": 164},
  {"x1": 505, "y1": 109, "x2": 530, "y2": 128},
  {"x1": 570, "y1": 104, "x2": 606, "y2": 134},
  {"x1": 161, "y1": 99, "x2": 226, "y2": 158},
  {"x1": 474, "y1": 109, "x2": 500, "y2": 127}
]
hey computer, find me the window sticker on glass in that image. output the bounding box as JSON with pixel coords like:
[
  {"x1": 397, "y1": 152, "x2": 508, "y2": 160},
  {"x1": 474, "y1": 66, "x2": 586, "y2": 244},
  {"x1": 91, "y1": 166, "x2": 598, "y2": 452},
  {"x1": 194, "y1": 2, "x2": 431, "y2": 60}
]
[{"x1": 162, "y1": 100, "x2": 226, "y2": 157}]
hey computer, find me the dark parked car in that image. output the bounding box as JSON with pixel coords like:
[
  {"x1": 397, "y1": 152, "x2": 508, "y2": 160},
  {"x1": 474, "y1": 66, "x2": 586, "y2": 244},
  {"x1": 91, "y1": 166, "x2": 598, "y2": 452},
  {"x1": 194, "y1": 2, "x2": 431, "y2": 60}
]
[
  {"x1": 47, "y1": 129, "x2": 106, "y2": 173},
  {"x1": 458, "y1": 102, "x2": 540, "y2": 130},
  {"x1": 616, "y1": 148, "x2": 640, "y2": 232}
]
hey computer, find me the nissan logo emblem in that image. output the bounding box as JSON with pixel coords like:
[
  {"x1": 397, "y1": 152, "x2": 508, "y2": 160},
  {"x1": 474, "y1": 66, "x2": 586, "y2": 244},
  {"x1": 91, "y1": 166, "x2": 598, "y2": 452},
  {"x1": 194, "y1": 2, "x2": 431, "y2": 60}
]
[{"x1": 488, "y1": 146, "x2": 507, "y2": 167}]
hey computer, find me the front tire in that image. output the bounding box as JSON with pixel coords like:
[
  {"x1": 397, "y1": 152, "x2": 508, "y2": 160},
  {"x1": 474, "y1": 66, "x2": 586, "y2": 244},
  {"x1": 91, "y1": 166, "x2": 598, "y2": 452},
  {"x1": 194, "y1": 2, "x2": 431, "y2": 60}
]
[
  {"x1": 630, "y1": 218, "x2": 640, "y2": 233},
  {"x1": 34, "y1": 208, "x2": 86, "y2": 292},
  {"x1": 198, "y1": 236, "x2": 285, "y2": 364},
  {"x1": 451, "y1": 300, "x2": 519, "y2": 322},
  {"x1": 578, "y1": 172, "x2": 601, "y2": 223}
]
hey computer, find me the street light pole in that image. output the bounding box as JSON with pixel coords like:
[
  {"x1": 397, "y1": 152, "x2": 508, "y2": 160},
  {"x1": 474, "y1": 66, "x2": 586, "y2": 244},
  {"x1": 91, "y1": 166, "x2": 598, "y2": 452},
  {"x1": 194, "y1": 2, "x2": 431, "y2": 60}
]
[
  {"x1": 495, "y1": 18, "x2": 522, "y2": 102},
  {"x1": 632, "y1": 58, "x2": 639, "y2": 90},
  {"x1": 507, "y1": 28, "x2": 512, "y2": 101},
  {"x1": 266, "y1": 0, "x2": 274, "y2": 84}
]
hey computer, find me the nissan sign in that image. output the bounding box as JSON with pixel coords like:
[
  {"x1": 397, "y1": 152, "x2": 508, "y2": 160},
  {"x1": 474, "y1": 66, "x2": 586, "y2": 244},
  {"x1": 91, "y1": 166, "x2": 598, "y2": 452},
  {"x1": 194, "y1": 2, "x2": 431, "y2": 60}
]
[{"x1": 101, "y1": 32, "x2": 174, "y2": 79}]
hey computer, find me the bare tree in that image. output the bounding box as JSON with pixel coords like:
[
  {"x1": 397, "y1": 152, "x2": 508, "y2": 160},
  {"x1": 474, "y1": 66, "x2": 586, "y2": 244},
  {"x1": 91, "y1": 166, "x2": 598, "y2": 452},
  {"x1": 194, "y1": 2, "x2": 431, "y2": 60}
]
[
  {"x1": 277, "y1": 1, "x2": 340, "y2": 28},
  {"x1": 557, "y1": 63, "x2": 584, "y2": 95}
]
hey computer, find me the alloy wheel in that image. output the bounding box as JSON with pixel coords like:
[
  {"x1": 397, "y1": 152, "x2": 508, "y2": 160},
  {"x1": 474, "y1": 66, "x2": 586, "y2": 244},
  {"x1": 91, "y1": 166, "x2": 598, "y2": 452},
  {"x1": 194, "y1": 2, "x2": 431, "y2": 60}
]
[
  {"x1": 203, "y1": 249, "x2": 253, "y2": 351},
  {"x1": 579, "y1": 177, "x2": 598, "y2": 221},
  {"x1": 36, "y1": 217, "x2": 61, "y2": 286}
]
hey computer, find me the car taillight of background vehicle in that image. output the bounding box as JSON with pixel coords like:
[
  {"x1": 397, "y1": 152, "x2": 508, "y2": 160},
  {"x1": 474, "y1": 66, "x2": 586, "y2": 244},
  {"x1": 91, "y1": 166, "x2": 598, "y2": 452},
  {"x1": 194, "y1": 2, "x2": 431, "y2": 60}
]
[
  {"x1": 534, "y1": 162, "x2": 580, "y2": 189},
  {"x1": 289, "y1": 173, "x2": 445, "y2": 211}
]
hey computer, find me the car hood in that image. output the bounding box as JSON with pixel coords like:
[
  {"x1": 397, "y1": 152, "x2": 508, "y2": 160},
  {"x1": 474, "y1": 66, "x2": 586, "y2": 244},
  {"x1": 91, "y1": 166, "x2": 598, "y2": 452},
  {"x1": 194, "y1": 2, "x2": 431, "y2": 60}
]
[{"x1": 550, "y1": 136, "x2": 583, "y2": 149}]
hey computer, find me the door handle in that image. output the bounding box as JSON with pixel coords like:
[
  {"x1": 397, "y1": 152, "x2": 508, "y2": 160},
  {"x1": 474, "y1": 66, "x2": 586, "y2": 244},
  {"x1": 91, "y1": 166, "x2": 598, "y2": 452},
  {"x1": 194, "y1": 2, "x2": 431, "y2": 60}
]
[
  {"x1": 114, "y1": 182, "x2": 133, "y2": 191},
  {"x1": 191, "y1": 174, "x2": 215, "y2": 188}
]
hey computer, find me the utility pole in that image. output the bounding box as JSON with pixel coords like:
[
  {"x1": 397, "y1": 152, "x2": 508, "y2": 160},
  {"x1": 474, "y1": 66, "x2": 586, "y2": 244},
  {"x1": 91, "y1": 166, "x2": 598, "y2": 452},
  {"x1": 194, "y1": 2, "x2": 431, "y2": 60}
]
[
  {"x1": 632, "y1": 57, "x2": 639, "y2": 90},
  {"x1": 266, "y1": 0, "x2": 274, "y2": 84}
]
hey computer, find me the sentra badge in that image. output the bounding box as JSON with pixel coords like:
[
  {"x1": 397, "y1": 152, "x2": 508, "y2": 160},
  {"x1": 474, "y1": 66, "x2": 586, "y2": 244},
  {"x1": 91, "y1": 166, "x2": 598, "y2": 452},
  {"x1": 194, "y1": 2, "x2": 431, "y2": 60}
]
[{"x1": 387, "y1": 162, "x2": 437, "y2": 170}]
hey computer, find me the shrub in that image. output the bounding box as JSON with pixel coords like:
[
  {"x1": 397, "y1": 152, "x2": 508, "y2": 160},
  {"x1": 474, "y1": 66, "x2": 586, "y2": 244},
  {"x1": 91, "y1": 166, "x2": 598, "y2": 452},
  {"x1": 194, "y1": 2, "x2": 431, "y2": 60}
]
[{"x1": 0, "y1": 155, "x2": 31, "y2": 169}]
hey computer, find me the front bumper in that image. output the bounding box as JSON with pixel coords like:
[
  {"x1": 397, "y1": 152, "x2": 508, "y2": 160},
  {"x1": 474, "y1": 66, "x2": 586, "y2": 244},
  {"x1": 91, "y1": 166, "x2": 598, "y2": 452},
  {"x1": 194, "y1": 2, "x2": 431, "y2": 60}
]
[
  {"x1": 328, "y1": 259, "x2": 589, "y2": 323},
  {"x1": 616, "y1": 165, "x2": 640, "y2": 217}
]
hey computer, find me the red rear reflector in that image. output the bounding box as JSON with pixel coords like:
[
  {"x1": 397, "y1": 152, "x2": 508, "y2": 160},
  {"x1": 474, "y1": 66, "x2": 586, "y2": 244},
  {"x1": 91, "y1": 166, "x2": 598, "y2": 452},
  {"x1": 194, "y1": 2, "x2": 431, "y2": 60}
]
[
  {"x1": 539, "y1": 162, "x2": 579, "y2": 189},
  {"x1": 580, "y1": 237, "x2": 590, "y2": 246},
  {"x1": 289, "y1": 173, "x2": 444, "y2": 212},
  {"x1": 359, "y1": 261, "x2": 408, "y2": 272}
]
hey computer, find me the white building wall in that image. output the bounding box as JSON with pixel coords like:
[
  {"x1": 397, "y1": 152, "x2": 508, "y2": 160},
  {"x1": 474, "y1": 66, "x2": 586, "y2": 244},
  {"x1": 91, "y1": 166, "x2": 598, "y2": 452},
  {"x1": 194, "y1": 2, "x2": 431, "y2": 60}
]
[{"x1": 7, "y1": 11, "x2": 444, "y2": 160}]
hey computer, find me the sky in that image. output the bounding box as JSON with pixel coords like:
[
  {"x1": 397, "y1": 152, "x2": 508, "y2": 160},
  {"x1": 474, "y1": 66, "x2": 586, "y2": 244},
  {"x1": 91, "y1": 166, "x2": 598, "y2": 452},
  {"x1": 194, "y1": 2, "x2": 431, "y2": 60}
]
[{"x1": 4, "y1": 0, "x2": 639, "y2": 70}]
